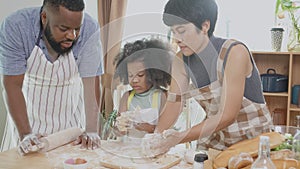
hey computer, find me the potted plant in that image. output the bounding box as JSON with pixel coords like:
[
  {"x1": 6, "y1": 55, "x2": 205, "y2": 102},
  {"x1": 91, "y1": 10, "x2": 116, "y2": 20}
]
[{"x1": 275, "y1": 0, "x2": 300, "y2": 51}]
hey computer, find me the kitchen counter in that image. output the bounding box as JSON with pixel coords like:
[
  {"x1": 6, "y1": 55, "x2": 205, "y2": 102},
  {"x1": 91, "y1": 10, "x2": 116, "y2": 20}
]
[{"x1": 0, "y1": 142, "x2": 194, "y2": 169}]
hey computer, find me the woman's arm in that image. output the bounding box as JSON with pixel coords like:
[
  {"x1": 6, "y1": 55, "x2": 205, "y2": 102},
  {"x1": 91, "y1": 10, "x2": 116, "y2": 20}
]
[
  {"x1": 118, "y1": 91, "x2": 129, "y2": 114},
  {"x1": 180, "y1": 44, "x2": 253, "y2": 143},
  {"x1": 155, "y1": 54, "x2": 190, "y2": 133}
]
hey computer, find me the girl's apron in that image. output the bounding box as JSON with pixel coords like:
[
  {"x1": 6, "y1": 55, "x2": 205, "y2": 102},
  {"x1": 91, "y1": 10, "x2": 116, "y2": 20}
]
[
  {"x1": 1, "y1": 29, "x2": 84, "y2": 152},
  {"x1": 183, "y1": 39, "x2": 273, "y2": 150},
  {"x1": 126, "y1": 89, "x2": 160, "y2": 138}
]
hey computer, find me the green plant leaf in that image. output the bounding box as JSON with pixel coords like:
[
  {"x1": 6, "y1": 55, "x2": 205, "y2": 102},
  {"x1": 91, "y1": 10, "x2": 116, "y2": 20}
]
[
  {"x1": 275, "y1": 0, "x2": 281, "y2": 14},
  {"x1": 101, "y1": 109, "x2": 118, "y2": 139}
]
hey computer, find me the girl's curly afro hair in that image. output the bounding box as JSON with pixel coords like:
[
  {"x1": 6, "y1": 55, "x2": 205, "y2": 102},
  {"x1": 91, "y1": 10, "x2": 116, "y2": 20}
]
[{"x1": 114, "y1": 38, "x2": 173, "y2": 90}]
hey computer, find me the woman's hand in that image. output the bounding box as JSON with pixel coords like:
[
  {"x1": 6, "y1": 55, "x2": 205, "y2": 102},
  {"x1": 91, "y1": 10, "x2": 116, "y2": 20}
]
[
  {"x1": 134, "y1": 122, "x2": 155, "y2": 133},
  {"x1": 142, "y1": 129, "x2": 184, "y2": 156}
]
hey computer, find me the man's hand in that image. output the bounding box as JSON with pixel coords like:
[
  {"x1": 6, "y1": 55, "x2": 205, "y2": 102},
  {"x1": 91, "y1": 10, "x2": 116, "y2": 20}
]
[
  {"x1": 18, "y1": 133, "x2": 45, "y2": 156},
  {"x1": 73, "y1": 132, "x2": 101, "y2": 150},
  {"x1": 142, "y1": 129, "x2": 184, "y2": 157}
]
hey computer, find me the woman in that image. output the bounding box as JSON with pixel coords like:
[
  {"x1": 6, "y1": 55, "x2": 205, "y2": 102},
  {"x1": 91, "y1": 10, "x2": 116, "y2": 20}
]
[{"x1": 147, "y1": 0, "x2": 273, "y2": 155}]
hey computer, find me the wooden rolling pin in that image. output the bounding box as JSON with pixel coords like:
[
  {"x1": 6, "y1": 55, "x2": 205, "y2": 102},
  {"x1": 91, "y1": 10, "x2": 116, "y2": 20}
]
[{"x1": 38, "y1": 127, "x2": 84, "y2": 152}]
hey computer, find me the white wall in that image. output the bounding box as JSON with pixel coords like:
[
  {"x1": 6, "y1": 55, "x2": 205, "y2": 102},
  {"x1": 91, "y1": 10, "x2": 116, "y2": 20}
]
[
  {"x1": 215, "y1": 0, "x2": 284, "y2": 51},
  {"x1": 122, "y1": 0, "x2": 169, "y2": 44},
  {"x1": 124, "y1": 0, "x2": 283, "y2": 51}
]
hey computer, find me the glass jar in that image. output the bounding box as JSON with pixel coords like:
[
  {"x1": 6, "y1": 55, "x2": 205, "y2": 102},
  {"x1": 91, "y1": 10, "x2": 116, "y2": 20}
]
[
  {"x1": 293, "y1": 129, "x2": 300, "y2": 160},
  {"x1": 295, "y1": 115, "x2": 300, "y2": 128},
  {"x1": 286, "y1": 4, "x2": 300, "y2": 52}
]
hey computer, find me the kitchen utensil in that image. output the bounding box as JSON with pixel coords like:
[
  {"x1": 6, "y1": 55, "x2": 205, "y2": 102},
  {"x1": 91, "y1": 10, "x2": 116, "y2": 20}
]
[
  {"x1": 261, "y1": 68, "x2": 288, "y2": 92},
  {"x1": 39, "y1": 127, "x2": 84, "y2": 152}
]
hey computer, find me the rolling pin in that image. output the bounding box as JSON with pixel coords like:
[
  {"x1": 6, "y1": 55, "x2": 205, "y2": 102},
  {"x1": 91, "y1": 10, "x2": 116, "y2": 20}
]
[{"x1": 38, "y1": 127, "x2": 84, "y2": 152}]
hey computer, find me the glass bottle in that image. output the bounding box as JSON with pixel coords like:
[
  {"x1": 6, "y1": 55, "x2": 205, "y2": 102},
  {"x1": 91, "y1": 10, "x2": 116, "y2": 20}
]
[
  {"x1": 296, "y1": 115, "x2": 300, "y2": 128},
  {"x1": 293, "y1": 129, "x2": 300, "y2": 160},
  {"x1": 193, "y1": 153, "x2": 208, "y2": 169},
  {"x1": 251, "y1": 136, "x2": 276, "y2": 169}
]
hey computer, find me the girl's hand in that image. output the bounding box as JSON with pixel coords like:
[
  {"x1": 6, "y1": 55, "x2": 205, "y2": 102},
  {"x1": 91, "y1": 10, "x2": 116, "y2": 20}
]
[{"x1": 115, "y1": 112, "x2": 134, "y2": 133}]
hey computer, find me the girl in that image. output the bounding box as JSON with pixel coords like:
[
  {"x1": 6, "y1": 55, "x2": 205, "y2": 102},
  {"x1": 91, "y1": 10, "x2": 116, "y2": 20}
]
[{"x1": 114, "y1": 38, "x2": 172, "y2": 137}]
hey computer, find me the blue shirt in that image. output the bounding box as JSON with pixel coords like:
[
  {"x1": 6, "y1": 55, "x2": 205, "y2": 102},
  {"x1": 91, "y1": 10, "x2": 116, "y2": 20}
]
[{"x1": 0, "y1": 7, "x2": 104, "y2": 77}]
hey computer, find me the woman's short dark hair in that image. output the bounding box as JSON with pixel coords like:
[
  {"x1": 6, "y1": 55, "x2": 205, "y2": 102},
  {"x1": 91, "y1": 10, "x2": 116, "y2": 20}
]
[
  {"x1": 163, "y1": 0, "x2": 218, "y2": 37},
  {"x1": 114, "y1": 39, "x2": 172, "y2": 90},
  {"x1": 43, "y1": 0, "x2": 85, "y2": 12}
]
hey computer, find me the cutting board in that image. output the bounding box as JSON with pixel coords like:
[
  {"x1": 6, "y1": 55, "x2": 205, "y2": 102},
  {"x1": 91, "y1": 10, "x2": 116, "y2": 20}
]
[
  {"x1": 99, "y1": 153, "x2": 181, "y2": 169},
  {"x1": 45, "y1": 141, "x2": 182, "y2": 169},
  {"x1": 99, "y1": 140, "x2": 181, "y2": 169}
]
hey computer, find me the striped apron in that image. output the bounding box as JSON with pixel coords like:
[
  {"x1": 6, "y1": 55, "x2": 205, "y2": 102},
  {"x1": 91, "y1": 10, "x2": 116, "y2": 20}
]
[
  {"x1": 182, "y1": 40, "x2": 273, "y2": 150},
  {"x1": 1, "y1": 33, "x2": 84, "y2": 152}
]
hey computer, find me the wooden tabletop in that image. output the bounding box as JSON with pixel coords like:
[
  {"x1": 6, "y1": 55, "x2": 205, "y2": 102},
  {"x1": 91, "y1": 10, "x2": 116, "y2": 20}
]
[
  {"x1": 0, "y1": 143, "x2": 193, "y2": 169},
  {"x1": 0, "y1": 148, "x2": 51, "y2": 169}
]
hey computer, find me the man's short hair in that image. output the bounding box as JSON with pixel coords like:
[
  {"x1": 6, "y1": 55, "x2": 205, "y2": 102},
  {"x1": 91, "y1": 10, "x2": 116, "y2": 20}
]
[{"x1": 43, "y1": 0, "x2": 85, "y2": 12}]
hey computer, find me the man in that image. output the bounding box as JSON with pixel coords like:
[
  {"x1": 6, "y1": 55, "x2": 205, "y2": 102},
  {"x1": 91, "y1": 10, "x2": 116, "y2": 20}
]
[
  {"x1": 146, "y1": 0, "x2": 273, "y2": 155},
  {"x1": 0, "y1": 0, "x2": 103, "y2": 154}
]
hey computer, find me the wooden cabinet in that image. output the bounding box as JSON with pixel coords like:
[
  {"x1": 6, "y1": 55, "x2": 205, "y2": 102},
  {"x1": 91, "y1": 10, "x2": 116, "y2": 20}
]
[{"x1": 252, "y1": 51, "x2": 300, "y2": 126}]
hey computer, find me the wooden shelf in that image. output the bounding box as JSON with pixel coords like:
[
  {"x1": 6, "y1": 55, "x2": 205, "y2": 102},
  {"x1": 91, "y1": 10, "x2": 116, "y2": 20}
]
[
  {"x1": 252, "y1": 51, "x2": 300, "y2": 126},
  {"x1": 290, "y1": 104, "x2": 300, "y2": 111},
  {"x1": 263, "y1": 92, "x2": 288, "y2": 97}
]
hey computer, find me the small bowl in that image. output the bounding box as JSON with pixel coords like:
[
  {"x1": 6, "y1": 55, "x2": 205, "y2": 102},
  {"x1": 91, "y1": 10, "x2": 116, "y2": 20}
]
[{"x1": 63, "y1": 158, "x2": 88, "y2": 169}]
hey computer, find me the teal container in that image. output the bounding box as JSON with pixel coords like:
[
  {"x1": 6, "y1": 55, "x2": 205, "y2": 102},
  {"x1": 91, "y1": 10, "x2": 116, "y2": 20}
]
[{"x1": 292, "y1": 85, "x2": 300, "y2": 104}]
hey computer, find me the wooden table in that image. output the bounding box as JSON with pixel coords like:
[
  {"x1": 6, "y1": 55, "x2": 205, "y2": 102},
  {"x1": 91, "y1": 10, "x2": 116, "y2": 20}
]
[
  {"x1": 0, "y1": 148, "x2": 51, "y2": 169},
  {"x1": 0, "y1": 143, "x2": 193, "y2": 169}
]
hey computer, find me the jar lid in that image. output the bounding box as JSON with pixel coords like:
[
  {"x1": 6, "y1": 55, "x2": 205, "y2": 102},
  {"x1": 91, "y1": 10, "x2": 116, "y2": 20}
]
[
  {"x1": 271, "y1": 27, "x2": 284, "y2": 31},
  {"x1": 194, "y1": 153, "x2": 208, "y2": 162}
]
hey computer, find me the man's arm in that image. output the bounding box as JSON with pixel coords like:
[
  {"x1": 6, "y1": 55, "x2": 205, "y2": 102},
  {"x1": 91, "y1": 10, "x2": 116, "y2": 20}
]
[
  {"x1": 82, "y1": 77, "x2": 100, "y2": 132},
  {"x1": 1, "y1": 74, "x2": 31, "y2": 140}
]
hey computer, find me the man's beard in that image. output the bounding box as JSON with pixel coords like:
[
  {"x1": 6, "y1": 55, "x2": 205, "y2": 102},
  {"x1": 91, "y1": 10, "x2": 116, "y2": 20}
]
[{"x1": 44, "y1": 24, "x2": 78, "y2": 55}]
